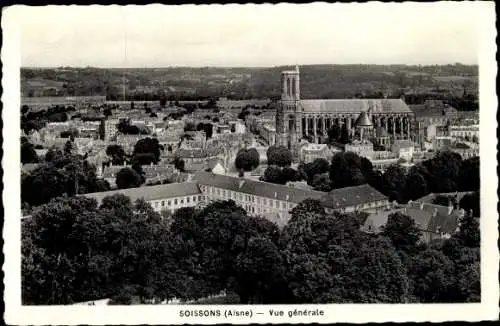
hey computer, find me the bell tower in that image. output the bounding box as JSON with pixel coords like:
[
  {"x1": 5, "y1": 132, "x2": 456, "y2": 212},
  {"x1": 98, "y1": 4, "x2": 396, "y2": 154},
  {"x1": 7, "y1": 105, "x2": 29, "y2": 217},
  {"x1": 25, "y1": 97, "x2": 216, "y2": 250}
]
[{"x1": 276, "y1": 65, "x2": 301, "y2": 156}]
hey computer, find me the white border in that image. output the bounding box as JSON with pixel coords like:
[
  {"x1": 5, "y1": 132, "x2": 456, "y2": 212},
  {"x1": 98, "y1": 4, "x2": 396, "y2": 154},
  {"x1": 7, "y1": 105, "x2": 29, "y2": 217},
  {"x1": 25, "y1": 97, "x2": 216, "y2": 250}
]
[{"x1": 3, "y1": 3, "x2": 499, "y2": 324}]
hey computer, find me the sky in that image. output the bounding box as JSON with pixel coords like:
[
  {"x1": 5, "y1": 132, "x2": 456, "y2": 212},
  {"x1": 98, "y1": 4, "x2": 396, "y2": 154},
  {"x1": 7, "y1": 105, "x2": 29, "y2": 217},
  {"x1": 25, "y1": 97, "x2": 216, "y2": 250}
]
[{"x1": 5, "y1": 3, "x2": 492, "y2": 68}]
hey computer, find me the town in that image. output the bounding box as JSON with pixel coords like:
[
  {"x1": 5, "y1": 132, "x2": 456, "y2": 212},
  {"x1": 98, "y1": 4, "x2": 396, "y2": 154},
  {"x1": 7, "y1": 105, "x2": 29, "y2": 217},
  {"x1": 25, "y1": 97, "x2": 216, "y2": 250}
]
[{"x1": 20, "y1": 64, "x2": 480, "y2": 305}]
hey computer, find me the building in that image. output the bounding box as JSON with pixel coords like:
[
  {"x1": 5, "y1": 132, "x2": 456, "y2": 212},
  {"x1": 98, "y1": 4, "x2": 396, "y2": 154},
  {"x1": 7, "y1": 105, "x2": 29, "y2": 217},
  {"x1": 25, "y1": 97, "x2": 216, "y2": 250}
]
[
  {"x1": 83, "y1": 182, "x2": 203, "y2": 214},
  {"x1": 373, "y1": 127, "x2": 391, "y2": 150},
  {"x1": 345, "y1": 140, "x2": 374, "y2": 159},
  {"x1": 433, "y1": 136, "x2": 453, "y2": 151},
  {"x1": 228, "y1": 121, "x2": 246, "y2": 134},
  {"x1": 361, "y1": 201, "x2": 465, "y2": 243},
  {"x1": 299, "y1": 143, "x2": 336, "y2": 163},
  {"x1": 193, "y1": 171, "x2": 327, "y2": 226},
  {"x1": 449, "y1": 124, "x2": 479, "y2": 141},
  {"x1": 276, "y1": 66, "x2": 415, "y2": 157},
  {"x1": 320, "y1": 184, "x2": 389, "y2": 214},
  {"x1": 391, "y1": 139, "x2": 415, "y2": 160},
  {"x1": 103, "y1": 119, "x2": 119, "y2": 141},
  {"x1": 184, "y1": 158, "x2": 226, "y2": 175}
]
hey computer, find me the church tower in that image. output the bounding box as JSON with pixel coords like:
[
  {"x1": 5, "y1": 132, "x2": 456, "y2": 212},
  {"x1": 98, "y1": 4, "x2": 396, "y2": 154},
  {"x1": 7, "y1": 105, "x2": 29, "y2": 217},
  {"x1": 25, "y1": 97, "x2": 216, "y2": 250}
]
[{"x1": 276, "y1": 65, "x2": 302, "y2": 157}]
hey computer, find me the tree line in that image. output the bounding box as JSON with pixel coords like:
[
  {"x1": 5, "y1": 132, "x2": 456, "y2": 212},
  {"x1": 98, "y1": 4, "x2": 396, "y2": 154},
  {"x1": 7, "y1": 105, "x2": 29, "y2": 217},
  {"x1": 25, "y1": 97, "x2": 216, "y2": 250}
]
[
  {"x1": 22, "y1": 196, "x2": 480, "y2": 305},
  {"x1": 259, "y1": 149, "x2": 479, "y2": 206}
]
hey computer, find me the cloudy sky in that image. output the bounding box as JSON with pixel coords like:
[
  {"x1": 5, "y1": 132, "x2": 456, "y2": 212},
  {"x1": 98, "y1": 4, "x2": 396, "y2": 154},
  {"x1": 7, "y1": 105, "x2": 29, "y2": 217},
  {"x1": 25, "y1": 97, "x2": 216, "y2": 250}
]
[{"x1": 6, "y1": 3, "x2": 492, "y2": 68}]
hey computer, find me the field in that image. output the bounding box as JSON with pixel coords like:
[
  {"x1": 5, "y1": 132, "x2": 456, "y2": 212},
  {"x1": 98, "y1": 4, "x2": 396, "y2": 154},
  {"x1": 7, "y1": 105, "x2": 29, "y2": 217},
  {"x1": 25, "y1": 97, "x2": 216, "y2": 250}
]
[{"x1": 21, "y1": 64, "x2": 479, "y2": 101}]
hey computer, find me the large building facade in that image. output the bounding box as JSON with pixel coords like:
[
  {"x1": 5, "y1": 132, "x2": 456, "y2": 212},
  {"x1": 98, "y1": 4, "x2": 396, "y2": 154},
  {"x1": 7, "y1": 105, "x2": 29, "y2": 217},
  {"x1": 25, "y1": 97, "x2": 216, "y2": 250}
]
[{"x1": 276, "y1": 66, "x2": 416, "y2": 156}]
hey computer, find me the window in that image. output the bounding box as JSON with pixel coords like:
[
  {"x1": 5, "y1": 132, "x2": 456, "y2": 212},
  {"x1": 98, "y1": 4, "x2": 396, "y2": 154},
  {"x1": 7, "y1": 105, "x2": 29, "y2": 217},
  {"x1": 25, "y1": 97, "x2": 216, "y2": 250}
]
[
  {"x1": 275, "y1": 200, "x2": 278, "y2": 208},
  {"x1": 239, "y1": 194, "x2": 242, "y2": 200},
  {"x1": 217, "y1": 189, "x2": 221, "y2": 196},
  {"x1": 181, "y1": 199, "x2": 184, "y2": 204},
  {"x1": 257, "y1": 198, "x2": 260, "y2": 204},
  {"x1": 282, "y1": 202, "x2": 286, "y2": 209},
  {"x1": 155, "y1": 202, "x2": 158, "y2": 208},
  {"x1": 264, "y1": 199, "x2": 267, "y2": 205},
  {"x1": 174, "y1": 199, "x2": 178, "y2": 205},
  {"x1": 193, "y1": 196, "x2": 196, "y2": 202},
  {"x1": 224, "y1": 190, "x2": 227, "y2": 197},
  {"x1": 198, "y1": 195, "x2": 202, "y2": 201},
  {"x1": 168, "y1": 200, "x2": 171, "y2": 206},
  {"x1": 162, "y1": 201, "x2": 165, "y2": 207},
  {"x1": 187, "y1": 197, "x2": 190, "y2": 203},
  {"x1": 251, "y1": 207, "x2": 255, "y2": 213}
]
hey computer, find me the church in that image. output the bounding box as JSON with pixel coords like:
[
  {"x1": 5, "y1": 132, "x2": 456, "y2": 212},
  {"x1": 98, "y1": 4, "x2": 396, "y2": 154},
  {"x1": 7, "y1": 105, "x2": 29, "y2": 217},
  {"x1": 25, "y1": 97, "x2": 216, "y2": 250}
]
[{"x1": 275, "y1": 66, "x2": 415, "y2": 156}]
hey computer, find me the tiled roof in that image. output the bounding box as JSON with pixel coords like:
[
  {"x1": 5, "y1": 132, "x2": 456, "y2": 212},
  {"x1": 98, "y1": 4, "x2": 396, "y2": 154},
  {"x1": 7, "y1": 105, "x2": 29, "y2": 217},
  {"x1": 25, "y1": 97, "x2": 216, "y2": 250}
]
[
  {"x1": 83, "y1": 182, "x2": 201, "y2": 204},
  {"x1": 300, "y1": 99, "x2": 412, "y2": 114},
  {"x1": 320, "y1": 184, "x2": 388, "y2": 209},
  {"x1": 192, "y1": 171, "x2": 326, "y2": 203}
]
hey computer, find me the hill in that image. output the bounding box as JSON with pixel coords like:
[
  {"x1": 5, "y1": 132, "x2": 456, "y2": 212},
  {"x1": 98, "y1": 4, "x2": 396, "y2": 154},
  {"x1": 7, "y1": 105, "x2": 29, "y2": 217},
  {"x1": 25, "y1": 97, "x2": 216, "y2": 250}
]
[{"x1": 21, "y1": 64, "x2": 478, "y2": 104}]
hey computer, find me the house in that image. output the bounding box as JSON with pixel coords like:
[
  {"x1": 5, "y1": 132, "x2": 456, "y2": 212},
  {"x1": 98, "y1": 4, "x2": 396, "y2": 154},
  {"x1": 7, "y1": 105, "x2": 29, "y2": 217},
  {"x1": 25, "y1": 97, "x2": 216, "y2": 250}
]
[
  {"x1": 320, "y1": 184, "x2": 389, "y2": 214},
  {"x1": 345, "y1": 140, "x2": 374, "y2": 159},
  {"x1": 299, "y1": 143, "x2": 336, "y2": 163},
  {"x1": 361, "y1": 201, "x2": 465, "y2": 243},
  {"x1": 391, "y1": 139, "x2": 415, "y2": 160},
  {"x1": 192, "y1": 171, "x2": 326, "y2": 227},
  {"x1": 83, "y1": 182, "x2": 203, "y2": 214},
  {"x1": 184, "y1": 158, "x2": 226, "y2": 175}
]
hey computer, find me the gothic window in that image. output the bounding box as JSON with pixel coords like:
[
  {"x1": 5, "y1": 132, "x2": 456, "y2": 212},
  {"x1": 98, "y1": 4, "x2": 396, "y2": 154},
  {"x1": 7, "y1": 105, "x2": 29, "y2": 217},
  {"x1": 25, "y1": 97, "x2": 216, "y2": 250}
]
[{"x1": 291, "y1": 78, "x2": 296, "y2": 97}]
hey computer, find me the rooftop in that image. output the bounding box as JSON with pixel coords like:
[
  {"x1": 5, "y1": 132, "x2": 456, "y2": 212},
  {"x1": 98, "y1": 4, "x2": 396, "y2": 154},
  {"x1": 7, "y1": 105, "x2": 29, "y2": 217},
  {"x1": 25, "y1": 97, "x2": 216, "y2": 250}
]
[
  {"x1": 192, "y1": 171, "x2": 326, "y2": 204},
  {"x1": 83, "y1": 182, "x2": 201, "y2": 204},
  {"x1": 300, "y1": 99, "x2": 412, "y2": 114},
  {"x1": 320, "y1": 184, "x2": 387, "y2": 209}
]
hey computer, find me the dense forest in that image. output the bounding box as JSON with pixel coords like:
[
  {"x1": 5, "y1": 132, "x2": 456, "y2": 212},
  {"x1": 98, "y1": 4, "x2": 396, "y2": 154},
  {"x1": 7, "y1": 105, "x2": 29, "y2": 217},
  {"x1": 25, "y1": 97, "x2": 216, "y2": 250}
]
[
  {"x1": 21, "y1": 64, "x2": 478, "y2": 105},
  {"x1": 22, "y1": 196, "x2": 480, "y2": 305}
]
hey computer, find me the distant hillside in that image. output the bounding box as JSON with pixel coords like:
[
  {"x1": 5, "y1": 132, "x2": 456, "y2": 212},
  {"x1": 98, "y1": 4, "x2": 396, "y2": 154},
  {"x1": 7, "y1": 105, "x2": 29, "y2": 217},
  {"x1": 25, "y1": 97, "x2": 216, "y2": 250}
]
[{"x1": 21, "y1": 64, "x2": 478, "y2": 102}]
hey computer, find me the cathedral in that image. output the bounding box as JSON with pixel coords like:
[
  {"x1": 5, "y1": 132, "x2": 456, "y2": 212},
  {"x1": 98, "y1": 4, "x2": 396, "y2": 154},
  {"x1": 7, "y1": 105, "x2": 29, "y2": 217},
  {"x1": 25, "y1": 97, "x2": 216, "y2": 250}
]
[{"x1": 275, "y1": 66, "x2": 415, "y2": 156}]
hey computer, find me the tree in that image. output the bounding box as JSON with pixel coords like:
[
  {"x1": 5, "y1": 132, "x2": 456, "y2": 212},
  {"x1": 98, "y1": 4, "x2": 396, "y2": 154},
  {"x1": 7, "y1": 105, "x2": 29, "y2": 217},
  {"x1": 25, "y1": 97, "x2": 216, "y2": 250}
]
[
  {"x1": 234, "y1": 237, "x2": 285, "y2": 303},
  {"x1": 263, "y1": 166, "x2": 284, "y2": 184},
  {"x1": 116, "y1": 167, "x2": 143, "y2": 189},
  {"x1": 64, "y1": 140, "x2": 74, "y2": 155},
  {"x1": 103, "y1": 108, "x2": 112, "y2": 117},
  {"x1": 266, "y1": 146, "x2": 292, "y2": 167},
  {"x1": 281, "y1": 211, "x2": 409, "y2": 303},
  {"x1": 381, "y1": 212, "x2": 422, "y2": 254},
  {"x1": 454, "y1": 210, "x2": 480, "y2": 247},
  {"x1": 382, "y1": 164, "x2": 407, "y2": 202},
  {"x1": 22, "y1": 153, "x2": 107, "y2": 207},
  {"x1": 133, "y1": 137, "x2": 160, "y2": 163},
  {"x1": 422, "y1": 151, "x2": 463, "y2": 193},
  {"x1": 404, "y1": 167, "x2": 429, "y2": 202},
  {"x1": 184, "y1": 121, "x2": 196, "y2": 132},
  {"x1": 173, "y1": 157, "x2": 185, "y2": 172},
  {"x1": 458, "y1": 156, "x2": 479, "y2": 191},
  {"x1": 459, "y1": 191, "x2": 480, "y2": 217},
  {"x1": 329, "y1": 152, "x2": 368, "y2": 189},
  {"x1": 311, "y1": 173, "x2": 332, "y2": 192},
  {"x1": 21, "y1": 142, "x2": 39, "y2": 164},
  {"x1": 106, "y1": 144, "x2": 127, "y2": 165},
  {"x1": 168, "y1": 201, "x2": 280, "y2": 301},
  {"x1": 22, "y1": 194, "x2": 172, "y2": 305},
  {"x1": 235, "y1": 148, "x2": 260, "y2": 172},
  {"x1": 432, "y1": 195, "x2": 454, "y2": 207},
  {"x1": 408, "y1": 249, "x2": 456, "y2": 302}
]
